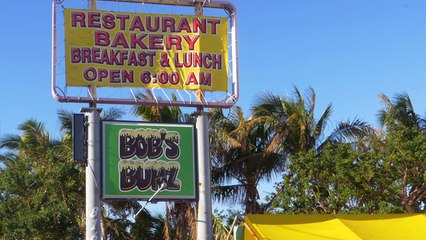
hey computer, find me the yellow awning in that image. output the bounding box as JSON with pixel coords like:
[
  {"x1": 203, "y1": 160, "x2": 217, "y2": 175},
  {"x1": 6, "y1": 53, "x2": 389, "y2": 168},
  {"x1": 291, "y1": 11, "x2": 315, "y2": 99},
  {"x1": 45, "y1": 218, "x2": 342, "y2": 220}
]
[{"x1": 242, "y1": 214, "x2": 426, "y2": 240}]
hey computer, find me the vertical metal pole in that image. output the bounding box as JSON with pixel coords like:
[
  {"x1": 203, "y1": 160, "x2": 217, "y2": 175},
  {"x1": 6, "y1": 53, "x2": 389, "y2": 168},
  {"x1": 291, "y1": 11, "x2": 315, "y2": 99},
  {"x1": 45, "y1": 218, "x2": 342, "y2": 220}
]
[
  {"x1": 82, "y1": 108, "x2": 102, "y2": 240},
  {"x1": 88, "y1": 0, "x2": 97, "y2": 110},
  {"x1": 85, "y1": 1, "x2": 100, "y2": 239},
  {"x1": 196, "y1": 111, "x2": 212, "y2": 240},
  {"x1": 194, "y1": 2, "x2": 212, "y2": 239}
]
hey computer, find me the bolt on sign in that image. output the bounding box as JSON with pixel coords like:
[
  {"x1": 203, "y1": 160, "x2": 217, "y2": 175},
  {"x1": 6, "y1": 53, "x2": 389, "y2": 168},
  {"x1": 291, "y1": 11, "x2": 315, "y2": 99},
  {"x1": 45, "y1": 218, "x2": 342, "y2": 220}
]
[
  {"x1": 102, "y1": 121, "x2": 197, "y2": 200},
  {"x1": 64, "y1": 9, "x2": 229, "y2": 92}
]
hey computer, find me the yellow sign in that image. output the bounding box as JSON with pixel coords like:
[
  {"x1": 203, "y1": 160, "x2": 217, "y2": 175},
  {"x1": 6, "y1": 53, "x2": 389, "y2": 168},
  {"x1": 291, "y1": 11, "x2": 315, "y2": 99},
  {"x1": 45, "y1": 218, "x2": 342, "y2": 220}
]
[{"x1": 64, "y1": 9, "x2": 228, "y2": 91}]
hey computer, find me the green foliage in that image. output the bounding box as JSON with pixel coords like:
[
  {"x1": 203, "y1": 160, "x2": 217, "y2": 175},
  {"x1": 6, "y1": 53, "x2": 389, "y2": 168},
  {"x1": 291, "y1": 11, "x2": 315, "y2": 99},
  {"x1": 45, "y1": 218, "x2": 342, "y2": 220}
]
[
  {"x1": 131, "y1": 209, "x2": 165, "y2": 240},
  {"x1": 3, "y1": 87, "x2": 426, "y2": 239},
  {"x1": 374, "y1": 93, "x2": 426, "y2": 212},
  {"x1": 212, "y1": 213, "x2": 231, "y2": 240},
  {"x1": 272, "y1": 143, "x2": 403, "y2": 214},
  {"x1": 271, "y1": 91, "x2": 426, "y2": 215},
  {"x1": 0, "y1": 110, "x2": 168, "y2": 240},
  {"x1": 379, "y1": 125, "x2": 426, "y2": 212},
  {"x1": 131, "y1": 90, "x2": 190, "y2": 123},
  {"x1": 212, "y1": 209, "x2": 242, "y2": 240},
  {"x1": 210, "y1": 107, "x2": 284, "y2": 214},
  {"x1": 0, "y1": 121, "x2": 83, "y2": 239}
]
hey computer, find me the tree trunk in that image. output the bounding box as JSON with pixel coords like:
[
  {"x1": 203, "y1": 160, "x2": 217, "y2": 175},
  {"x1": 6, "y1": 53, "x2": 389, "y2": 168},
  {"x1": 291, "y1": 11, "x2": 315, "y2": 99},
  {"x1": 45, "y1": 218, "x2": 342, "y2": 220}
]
[
  {"x1": 245, "y1": 184, "x2": 261, "y2": 214},
  {"x1": 164, "y1": 203, "x2": 172, "y2": 240},
  {"x1": 81, "y1": 210, "x2": 86, "y2": 239},
  {"x1": 101, "y1": 211, "x2": 107, "y2": 240}
]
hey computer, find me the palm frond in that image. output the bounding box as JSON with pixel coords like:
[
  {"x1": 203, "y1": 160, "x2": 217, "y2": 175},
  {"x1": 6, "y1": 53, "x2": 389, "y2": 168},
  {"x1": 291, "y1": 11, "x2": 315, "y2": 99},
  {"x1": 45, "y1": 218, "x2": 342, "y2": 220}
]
[
  {"x1": 212, "y1": 184, "x2": 246, "y2": 203},
  {"x1": 0, "y1": 152, "x2": 18, "y2": 167},
  {"x1": 378, "y1": 94, "x2": 392, "y2": 127},
  {"x1": 378, "y1": 92, "x2": 420, "y2": 128},
  {"x1": 251, "y1": 91, "x2": 285, "y2": 118},
  {"x1": 57, "y1": 109, "x2": 73, "y2": 135},
  {"x1": 131, "y1": 90, "x2": 183, "y2": 123},
  {"x1": 212, "y1": 213, "x2": 231, "y2": 240},
  {"x1": 322, "y1": 118, "x2": 374, "y2": 149},
  {"x1": 0, "y1": 134, "x2": 21, "y2": 150},
  {"x1": 313, "y1": 103, "x2": 332, "y2": 140},
  {"x1": 102, "y1": 107, "x2": 125, "y2": 121},
  {"x1": 19, "y1": 119, "x2": 49, "y2": 142},
  {"x1": 292, "y1": 85, "x2": 304, "y2": 105}
]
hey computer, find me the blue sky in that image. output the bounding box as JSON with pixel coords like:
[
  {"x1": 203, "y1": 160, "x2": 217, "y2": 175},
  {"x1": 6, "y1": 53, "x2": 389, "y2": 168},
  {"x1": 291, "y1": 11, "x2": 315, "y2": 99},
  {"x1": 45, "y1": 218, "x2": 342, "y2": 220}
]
[
  {"x1": 2, "y1": 0, "x2": 426, "y2": 138},
  {"x1": 2, "y1": 0, "x2": 426, "y2": 211}
]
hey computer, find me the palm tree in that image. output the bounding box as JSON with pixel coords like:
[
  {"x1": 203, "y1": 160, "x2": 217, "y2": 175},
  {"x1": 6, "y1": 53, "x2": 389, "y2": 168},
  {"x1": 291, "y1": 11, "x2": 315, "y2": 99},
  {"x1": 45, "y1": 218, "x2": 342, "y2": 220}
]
[
  {"x1": 0, "y1": 120, "x2": 54, "y2": 158},
  {"x1": 0, "y1": 119, "x2": 83, "y2": 238},
  {"x1": 210, "y1": 106, "x2": 284, "y2": 214},
  {"x1": 378, "y1": 93, "x2": 422, "y2": 130},
  {"x1": 252, "y1": 86, "x2": 373, "y2": 154},
  {"x1": 251, "y1": 86, "x2": 374, "y2": 211},
  {"x1": 377, "y1": 93, "x2": 426, "y2": 212}
]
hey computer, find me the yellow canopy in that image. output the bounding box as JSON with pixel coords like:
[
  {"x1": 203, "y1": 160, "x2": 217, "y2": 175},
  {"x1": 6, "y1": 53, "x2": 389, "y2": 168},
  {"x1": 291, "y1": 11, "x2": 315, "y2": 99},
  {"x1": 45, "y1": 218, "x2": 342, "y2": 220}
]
[{"x1": 242, "y1": 214, "x2": 426, "y2": 240}]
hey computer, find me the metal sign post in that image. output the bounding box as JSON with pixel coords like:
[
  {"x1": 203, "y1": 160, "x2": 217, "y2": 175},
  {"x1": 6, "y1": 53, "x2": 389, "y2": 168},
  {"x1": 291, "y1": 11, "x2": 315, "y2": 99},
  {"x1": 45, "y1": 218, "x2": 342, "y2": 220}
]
[
  {"x1": 81, "y1": 108, "x2": 102, "y2": 240},
  {"x1": 194, "y1": 2, "x2": 213, "y2": 239},
  {"x1": 196, "y1": 110, "x2": 213, "y2": 239},
  {"x1": 85, "y1": 0, "x2": 102, "y2": 238}
]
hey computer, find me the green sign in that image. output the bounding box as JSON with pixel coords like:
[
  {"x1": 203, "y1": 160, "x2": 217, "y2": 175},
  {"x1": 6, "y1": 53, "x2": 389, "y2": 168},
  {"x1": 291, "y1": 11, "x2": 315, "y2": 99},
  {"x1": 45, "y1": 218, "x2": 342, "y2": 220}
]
[{"x1": 102, "y1": 121, "x2": 197, "y2": 200}]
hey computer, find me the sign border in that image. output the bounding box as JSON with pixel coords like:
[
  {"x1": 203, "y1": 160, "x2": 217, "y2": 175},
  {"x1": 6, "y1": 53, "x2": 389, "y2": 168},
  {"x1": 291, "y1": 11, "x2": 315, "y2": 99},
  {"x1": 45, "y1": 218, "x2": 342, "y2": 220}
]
[
  {"x1": 101, "y1": 120, "x2": 198, "y2": 201},
  {"x1": 52, "y1": 0, "x2": 239, "y2": 108}
]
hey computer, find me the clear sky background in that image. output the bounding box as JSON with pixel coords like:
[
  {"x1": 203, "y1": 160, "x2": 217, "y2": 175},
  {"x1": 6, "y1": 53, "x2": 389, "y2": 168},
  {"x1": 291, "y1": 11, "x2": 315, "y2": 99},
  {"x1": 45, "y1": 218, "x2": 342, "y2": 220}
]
[{"x1": 2, "y1": 0, "x2": 426, "y2": 211}]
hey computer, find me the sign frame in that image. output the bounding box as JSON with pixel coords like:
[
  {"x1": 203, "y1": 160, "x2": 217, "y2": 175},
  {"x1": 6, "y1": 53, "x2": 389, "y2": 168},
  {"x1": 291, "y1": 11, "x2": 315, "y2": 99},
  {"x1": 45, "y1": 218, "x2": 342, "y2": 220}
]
[
  {"x1": 101, "y1": 120, "x2": 198, "y2": 201},
  {"x1": 52, "y1": 0, "x2": 239, "y2": 108}
]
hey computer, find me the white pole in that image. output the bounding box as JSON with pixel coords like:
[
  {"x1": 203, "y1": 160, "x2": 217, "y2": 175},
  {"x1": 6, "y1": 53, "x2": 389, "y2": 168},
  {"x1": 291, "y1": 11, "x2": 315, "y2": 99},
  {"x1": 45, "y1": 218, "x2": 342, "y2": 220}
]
[
  {"x1": 82, "y1": 108, "x2": 102, "y2": 240},
  {"x1": 84, "y1": 0, "x2": 101, "y2": 239},
  {"x1": 194, "y1": 2, "x2": 212, "y2": 238},
  {"x1": 196, "y1": 111, "x2": 213, "y2": 240}
]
